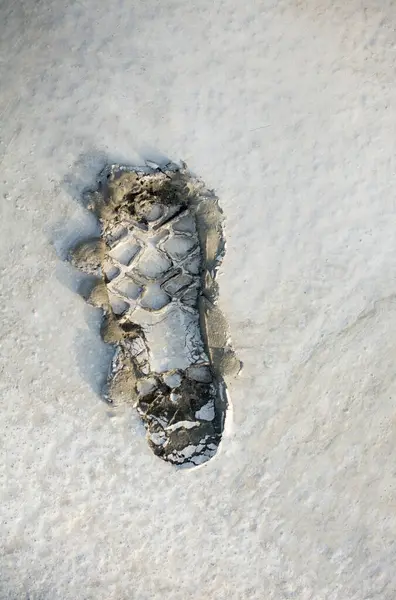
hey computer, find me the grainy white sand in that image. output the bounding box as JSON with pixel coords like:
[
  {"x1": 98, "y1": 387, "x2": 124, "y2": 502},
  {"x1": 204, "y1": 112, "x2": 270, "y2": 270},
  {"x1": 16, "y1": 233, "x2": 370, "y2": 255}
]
[{"x1": 1, "y1": 0, "x2": 396, "y2": 598}]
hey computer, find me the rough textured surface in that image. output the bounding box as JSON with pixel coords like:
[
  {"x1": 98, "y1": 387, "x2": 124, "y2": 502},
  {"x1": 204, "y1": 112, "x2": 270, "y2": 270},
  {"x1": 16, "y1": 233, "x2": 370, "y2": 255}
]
[
  {"x1": 69, "y1": 163, "x2": 233, "y2": 466},
  {"x1": 1, "y1": 0, "x2": 396, "y2": 598}
]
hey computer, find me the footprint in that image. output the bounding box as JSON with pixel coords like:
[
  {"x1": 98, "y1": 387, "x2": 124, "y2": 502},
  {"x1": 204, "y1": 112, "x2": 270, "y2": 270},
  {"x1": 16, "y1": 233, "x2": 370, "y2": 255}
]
[{"x1": 68, "y1": 161, "x2": 239, "y2": 467}]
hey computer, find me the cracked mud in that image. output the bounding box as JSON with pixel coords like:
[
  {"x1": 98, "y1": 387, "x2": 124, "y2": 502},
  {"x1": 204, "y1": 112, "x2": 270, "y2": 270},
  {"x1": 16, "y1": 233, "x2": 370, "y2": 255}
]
[{"x1": 68, "y1": 161, "x2": 239, "y2": 467}]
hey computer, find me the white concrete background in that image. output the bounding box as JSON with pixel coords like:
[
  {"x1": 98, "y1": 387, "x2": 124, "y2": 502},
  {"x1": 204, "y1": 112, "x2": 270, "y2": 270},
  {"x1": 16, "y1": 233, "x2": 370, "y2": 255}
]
[{"x1": 1, "y1": 0, "x2": 396, "y2": 598}]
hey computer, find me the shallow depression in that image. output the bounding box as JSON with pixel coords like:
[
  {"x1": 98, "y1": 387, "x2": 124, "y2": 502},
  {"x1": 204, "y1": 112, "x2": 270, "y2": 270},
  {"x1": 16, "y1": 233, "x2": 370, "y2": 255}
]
[
  {"x1": 140, "y1": 283, "x2": 171, "y2": 310},
  {"x1": 67, "y1": 162, "x2": 234, "y2": 469}
]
